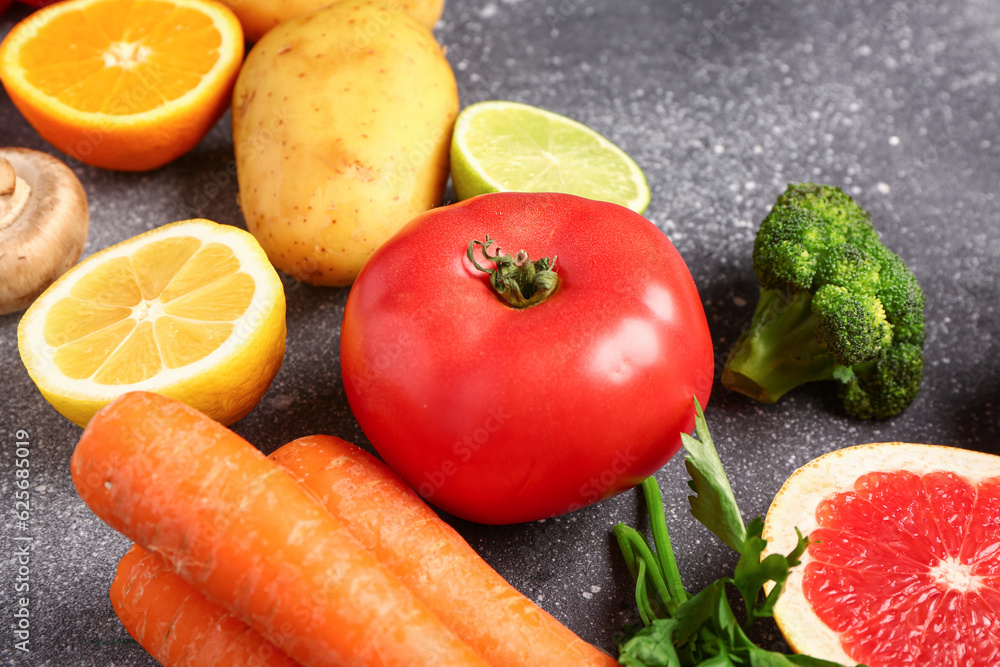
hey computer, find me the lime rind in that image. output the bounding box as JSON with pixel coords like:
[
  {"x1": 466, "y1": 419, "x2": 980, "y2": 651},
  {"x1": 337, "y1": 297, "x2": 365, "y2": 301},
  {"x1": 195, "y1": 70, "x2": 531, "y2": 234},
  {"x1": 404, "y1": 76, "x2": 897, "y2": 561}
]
[{"x1": 450, "y1": 100, "x2": 651, "y2": 214}]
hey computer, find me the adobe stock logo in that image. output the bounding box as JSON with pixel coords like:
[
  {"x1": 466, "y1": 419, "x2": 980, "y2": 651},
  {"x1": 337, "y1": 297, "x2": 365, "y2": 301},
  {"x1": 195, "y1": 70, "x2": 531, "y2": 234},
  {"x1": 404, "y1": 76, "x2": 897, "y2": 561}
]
[
  {"x1": 416, "y1": 406, "x2": 512, "y2": 499},
  {"x1": 567, "y1": 446, "x2": 641, "y2": 513}
]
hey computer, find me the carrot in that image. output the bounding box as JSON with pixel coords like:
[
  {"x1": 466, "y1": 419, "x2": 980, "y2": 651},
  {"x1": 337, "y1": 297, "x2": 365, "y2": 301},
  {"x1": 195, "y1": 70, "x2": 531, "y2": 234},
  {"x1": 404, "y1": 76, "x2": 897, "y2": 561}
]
[
  {"x1": 272, "y1": 435, "x2": 619, "y2": 667},
  {"x1": 110, "y1": 544, "x2": 300, "y2": 667},
  {"x1": 71, "y1": 391, "x2": 491, "y2": 667}
]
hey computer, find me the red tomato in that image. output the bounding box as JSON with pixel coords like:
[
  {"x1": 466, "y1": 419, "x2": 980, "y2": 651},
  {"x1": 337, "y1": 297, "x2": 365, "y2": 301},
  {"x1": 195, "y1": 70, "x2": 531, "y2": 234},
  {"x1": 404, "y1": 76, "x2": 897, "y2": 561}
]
[{"x1": 340, "y1": 192, "x2": 714, "y2": 524}]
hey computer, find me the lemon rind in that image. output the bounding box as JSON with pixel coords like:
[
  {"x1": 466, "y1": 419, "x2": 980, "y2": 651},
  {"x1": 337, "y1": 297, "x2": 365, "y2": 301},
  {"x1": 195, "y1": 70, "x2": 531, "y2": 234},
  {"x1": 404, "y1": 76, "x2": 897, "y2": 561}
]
[{"x1": 17, "y1": 219, "x2": 284, "y2": 409}]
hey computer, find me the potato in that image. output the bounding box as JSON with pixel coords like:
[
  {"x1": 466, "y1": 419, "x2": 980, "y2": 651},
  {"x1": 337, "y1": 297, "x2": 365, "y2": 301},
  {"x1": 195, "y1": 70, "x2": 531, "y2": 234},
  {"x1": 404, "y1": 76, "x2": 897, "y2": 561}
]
[
  {"x1": 220, "y1": 0, "x2": 445, "y2": 42},
  {"x1": 232, "y1": 0, "x2": 459, "y2": 286}
]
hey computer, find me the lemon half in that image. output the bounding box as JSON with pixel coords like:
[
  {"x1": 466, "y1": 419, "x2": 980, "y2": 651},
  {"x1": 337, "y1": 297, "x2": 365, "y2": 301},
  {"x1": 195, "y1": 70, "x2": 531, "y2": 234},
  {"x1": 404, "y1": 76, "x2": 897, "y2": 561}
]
[{"x1": 18, "y1": 219, "x2": 286, "y2": 427}]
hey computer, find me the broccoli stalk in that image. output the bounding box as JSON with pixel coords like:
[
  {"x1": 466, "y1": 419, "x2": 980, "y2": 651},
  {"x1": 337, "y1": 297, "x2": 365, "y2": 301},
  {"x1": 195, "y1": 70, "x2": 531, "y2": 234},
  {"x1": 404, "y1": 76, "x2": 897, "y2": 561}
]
[
  {"x1": 723, "y1": 288, "x2": 837, "y2": 403},
  {"x1": 722, "y1": 183, "x2": 926, "y2": 419}
]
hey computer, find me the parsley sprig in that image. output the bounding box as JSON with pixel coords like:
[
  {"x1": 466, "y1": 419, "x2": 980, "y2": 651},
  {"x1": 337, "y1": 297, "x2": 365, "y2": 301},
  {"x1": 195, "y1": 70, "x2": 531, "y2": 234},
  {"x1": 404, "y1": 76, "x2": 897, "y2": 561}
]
[{"x1": 614, "y1": 399, "x2": 862, "y2": 667}]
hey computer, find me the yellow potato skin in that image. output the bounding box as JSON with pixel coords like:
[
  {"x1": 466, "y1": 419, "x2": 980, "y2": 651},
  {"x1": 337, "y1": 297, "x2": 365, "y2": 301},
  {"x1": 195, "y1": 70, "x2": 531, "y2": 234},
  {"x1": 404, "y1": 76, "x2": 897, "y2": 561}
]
[
  {"x1": 232, "y1": 0, "x2": 459, "y2": 286},
  {"x1": 222, "y1": 0, "x2": 446, "y2": 42}
]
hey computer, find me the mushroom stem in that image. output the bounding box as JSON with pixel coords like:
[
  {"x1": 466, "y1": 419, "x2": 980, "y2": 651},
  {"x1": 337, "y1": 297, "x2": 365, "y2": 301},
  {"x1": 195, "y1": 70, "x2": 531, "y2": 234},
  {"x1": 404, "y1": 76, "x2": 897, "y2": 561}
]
[
  {"x1": 0, "y1": 157, "x2": 32, "y2": 233},
  {"x1": 0, "y1": 157, "x2": 14, "y2": 196},
  {"x1": 0, "y1": 147, "x2": 89, "y2": 314}
]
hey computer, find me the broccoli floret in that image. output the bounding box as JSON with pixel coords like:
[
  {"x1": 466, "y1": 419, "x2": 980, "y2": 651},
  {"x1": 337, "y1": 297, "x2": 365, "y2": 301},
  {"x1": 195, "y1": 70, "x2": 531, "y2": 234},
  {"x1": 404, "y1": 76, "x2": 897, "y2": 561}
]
[{"x1": 722, "y1": 183, "x2": 926, "y2": 419}]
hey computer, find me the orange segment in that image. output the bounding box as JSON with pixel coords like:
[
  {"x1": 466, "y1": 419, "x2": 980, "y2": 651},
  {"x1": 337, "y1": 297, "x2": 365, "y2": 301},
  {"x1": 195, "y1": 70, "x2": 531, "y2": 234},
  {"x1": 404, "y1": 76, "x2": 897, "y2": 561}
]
[
  {"x1": 119, "y1": 0, "x2": 178, "y2": 41},
  {"x1": 0, "y1": 0, "x2": 244, "y2": 171},
  {"x1": 18, "y1": 61, "x2": 109, "y2": 100},
  {"x1": 101, "y1": 68, "x2": 171, "y2": 115},
  {"x1": 16, "y1": 11, "x2": 110, "y2": 68}
]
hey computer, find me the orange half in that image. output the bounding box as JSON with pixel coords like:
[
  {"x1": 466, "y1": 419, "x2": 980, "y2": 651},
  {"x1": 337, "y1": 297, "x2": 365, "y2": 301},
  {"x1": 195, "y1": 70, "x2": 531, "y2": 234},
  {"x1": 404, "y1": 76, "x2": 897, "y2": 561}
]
[{"x1": 0, "y1": 0, "x2": 244, "y2": 171}]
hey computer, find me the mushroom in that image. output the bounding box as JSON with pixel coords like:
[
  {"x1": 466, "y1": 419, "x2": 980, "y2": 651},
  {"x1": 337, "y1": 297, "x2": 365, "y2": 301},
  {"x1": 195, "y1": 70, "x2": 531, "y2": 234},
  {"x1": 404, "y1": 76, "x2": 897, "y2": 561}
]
[{"x1": 0, "y1": 147, "x2": 89, "y2": 315}]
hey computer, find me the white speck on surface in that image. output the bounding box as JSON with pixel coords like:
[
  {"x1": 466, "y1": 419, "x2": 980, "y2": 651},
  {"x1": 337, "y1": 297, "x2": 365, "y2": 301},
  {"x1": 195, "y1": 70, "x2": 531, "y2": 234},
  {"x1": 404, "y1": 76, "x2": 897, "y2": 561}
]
[
  {"x1": 479, "y1": 2, "x2": 498, "y2": 18},
  {"x1": 889, "y1": 136, "x2": 900, "y2": 146},
  {"x1": 269, "y1": 394, "x2": 296, "y2": 411},
  {"x1": 876, "y1": 182, "x2": 891, "y2": 194},
  {"x1": 733, "y1": 296, "x2": 747, "y2": 307}
]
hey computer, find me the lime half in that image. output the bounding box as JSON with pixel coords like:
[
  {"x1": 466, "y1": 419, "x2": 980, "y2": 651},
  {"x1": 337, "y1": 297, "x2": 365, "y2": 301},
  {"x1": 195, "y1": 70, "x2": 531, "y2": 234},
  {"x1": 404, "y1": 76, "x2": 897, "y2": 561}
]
[{"x1": 450, "y1": 100, "x2": 651, "y2": 213}]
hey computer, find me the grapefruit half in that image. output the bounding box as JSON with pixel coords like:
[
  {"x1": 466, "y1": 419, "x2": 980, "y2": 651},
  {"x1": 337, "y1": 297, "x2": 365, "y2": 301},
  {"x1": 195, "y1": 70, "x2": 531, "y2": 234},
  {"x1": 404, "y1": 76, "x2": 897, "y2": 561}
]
[{"x1": 763, "y1": 442, "x2": 1000, "y2": 667}]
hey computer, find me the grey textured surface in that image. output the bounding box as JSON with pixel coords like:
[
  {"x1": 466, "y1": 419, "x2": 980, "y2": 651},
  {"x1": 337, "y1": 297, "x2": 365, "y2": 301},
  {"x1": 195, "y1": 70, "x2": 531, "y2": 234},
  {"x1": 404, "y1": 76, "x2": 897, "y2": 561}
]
[{"x1": 1, "y1": 0, "x2": 999, "y2": 664}]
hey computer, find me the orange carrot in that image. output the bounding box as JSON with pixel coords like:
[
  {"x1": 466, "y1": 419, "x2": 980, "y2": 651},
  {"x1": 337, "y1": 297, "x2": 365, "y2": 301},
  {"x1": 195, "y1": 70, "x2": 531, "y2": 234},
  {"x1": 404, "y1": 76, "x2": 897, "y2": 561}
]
[
  {"x1": 272, "y1": 435, "x2": 618, "y2": 667},
  {"x1": 110, "y1": 544, "x2": 299, "y2": 667},
  {"x1": 71, "y1": 391, "x2": 491, "y2": 667}
]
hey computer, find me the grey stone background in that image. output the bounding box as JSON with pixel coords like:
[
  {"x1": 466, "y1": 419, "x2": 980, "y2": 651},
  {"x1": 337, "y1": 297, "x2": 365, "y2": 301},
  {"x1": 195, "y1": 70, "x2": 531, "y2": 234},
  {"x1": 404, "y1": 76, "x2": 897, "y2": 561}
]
[{"x1": 1, "y1": 0, "x2": 998, "y2": 663}]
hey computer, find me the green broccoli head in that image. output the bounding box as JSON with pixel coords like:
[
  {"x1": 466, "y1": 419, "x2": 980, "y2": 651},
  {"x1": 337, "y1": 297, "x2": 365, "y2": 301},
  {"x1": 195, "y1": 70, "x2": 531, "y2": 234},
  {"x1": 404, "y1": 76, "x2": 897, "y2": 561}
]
[
  {"x1": 752, "y1": 184, "x2": 880, "y2": 291},
  {"x1": 812, "y1": 285, "x2": 893, "y2": 367},
  {"x1": 870, "y1": 247, "x2": 927, "y2": 346},
  {"x1": 722, "y1": 183, "x2": 925, "y2": 419},
  {"x1": 838, "y1": 342, "x2": 926, "y2": 419}
]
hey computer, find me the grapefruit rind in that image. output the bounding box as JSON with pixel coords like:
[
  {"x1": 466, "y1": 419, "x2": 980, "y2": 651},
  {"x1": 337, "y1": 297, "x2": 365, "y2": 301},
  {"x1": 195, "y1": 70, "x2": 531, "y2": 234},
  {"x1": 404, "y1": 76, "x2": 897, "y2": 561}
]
[{"x1": 761, "y1": 442, "x2": 1000, "y2": 664}]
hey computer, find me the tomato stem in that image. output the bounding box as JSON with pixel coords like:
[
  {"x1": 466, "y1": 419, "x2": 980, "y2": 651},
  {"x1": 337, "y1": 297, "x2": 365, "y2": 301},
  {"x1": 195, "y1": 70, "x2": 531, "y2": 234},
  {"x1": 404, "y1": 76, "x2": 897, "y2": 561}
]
[{"x1": 467, "y1": 236, "x2": 559, "y2": 308}]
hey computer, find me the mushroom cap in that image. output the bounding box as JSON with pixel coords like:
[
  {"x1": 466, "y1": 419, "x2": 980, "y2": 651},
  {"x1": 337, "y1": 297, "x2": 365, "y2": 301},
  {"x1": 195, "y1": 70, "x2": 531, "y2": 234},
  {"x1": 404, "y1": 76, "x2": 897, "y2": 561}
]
[{"x1": 0, "y1": 147, "x2": 89, "y2": 315}]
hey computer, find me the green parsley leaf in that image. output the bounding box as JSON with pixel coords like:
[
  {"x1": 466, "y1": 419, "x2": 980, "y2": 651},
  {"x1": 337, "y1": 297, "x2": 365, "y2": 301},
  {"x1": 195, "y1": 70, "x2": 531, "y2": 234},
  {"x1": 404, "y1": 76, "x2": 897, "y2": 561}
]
[
  {"x1": 681, "y1": 399, "x2": 747, "y2": 552},
  {"x1": 732, "y1": 518, "x2": 797, "y2": 628},
  {"x1": 618, "y1": 619, "x2": 681, "y2": 667},
  {"x1": 614, "y1": 398, "x2": 862, "y2": 667}
]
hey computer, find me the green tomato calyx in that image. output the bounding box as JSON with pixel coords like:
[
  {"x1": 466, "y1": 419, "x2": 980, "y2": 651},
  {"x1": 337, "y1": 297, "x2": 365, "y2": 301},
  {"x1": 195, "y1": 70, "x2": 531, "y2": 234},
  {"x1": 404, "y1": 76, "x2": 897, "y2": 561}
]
[{"x1": 467, "y1": 235, "x2": 558, "y2": 309}]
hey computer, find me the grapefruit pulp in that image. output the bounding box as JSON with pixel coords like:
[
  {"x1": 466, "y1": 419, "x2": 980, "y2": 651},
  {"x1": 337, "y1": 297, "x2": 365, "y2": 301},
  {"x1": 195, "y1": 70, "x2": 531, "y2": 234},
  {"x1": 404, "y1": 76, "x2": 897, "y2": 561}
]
[{"x1": 763, "y1": 442, "x2": 1000, "y2": 667}]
